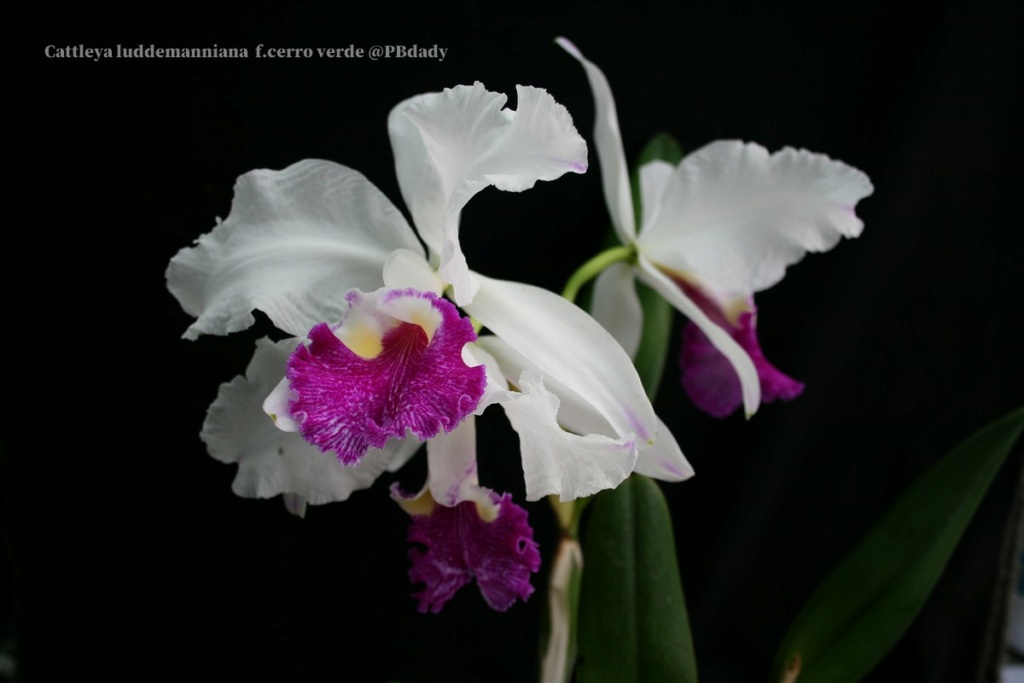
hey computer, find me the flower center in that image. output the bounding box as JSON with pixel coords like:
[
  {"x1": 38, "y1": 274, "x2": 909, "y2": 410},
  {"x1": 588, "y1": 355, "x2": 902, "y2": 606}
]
[{"x1": 286, "y1": 288, "x2": 486, "y2": 463}]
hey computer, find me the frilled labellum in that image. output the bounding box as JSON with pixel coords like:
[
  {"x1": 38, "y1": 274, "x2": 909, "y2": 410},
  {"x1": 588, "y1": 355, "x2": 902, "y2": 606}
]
[
  {"x1": 394, "y1": 487, "x2": 542, "y2": 613},
  {"x1": 674, "y1": 281, "x2": 804, "y2": 418},
  {"x1": 266, "y1": 288, "x2": 486, "y2": 463}
]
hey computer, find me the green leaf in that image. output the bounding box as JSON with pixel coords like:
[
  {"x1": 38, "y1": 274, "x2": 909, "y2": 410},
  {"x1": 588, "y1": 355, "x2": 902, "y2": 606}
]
[
  {"x1": 631, "y1": 281, "x2": 673, "y2": 401},
  {"x1": 771, "y1": 405, "x2": 1024, "y2": 683},
  {"x1": 628, "y1": 132, "x2": 682, "y2": 401},
  {"x1": 577, "y1": 475, "x2": 698, "y2": 683}
]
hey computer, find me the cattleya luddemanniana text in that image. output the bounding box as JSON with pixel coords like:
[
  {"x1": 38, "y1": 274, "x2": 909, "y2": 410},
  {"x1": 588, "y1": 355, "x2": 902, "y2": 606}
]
[{"x1": 165, "y1": 37, "x2": 871, "y2": 620}]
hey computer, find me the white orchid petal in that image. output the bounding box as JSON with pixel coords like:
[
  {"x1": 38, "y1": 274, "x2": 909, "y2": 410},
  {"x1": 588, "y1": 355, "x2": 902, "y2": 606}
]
[
  {"x1": 636, "y1": 256, "x2": 761, "y2": 417},
  {"x1": 637, "y1": 141, "x2": 874, "y2": 295},
  {"x1": 383, "y1": 248, "x2": 445, "y2": 294},
  {"x1": 475, "y1": 335, "x2": 612, "y2": 438},
  {"x1": 499, "y1": 370, "x2": 637, "y2": 502},
  {"x1": 437, "y1": 232, "x2": 476, "y2": 306},
  {"x1": 167, "y1": 160, "x2": 423, "y2": 339},
  {"x1": 463, "y1": 342, "x2": 513, "y2": 413},
  {"x1": 202, "y1": 337, "x2": 401, "y2": 508},
  {"x1": 591, "y1": 262, "x2": 643, "y2": 359},
  {"x1": 282, "y1": 493, "x2": 307, "y2": 518},
  {"x1": 384, "y1": 432, "x2": 424, "y2": 473},
  {"x1": 389, "y1": 83, "x2": 587, "y2": 304},
  {"x1": 436, "y1": 241, "x2": 482, "y2": 307},
  {"x1": 388, "y1": 95, "x2": 440, "y2": 253},
  {"x1": 426, "y1": 416, "x2": 491, "y2": 508},
  {"x1": 632, "y1": 417, "x2": 694, "y2": 482},
  {"x1": 638, "y1": 159, "x2": 675, "y2": 231},
  {"x1": 262, "y1": 375, "x2": 300, "y2": 432},
  {"x1": 465, "y1": 274, "x2": 656, "y2": 443},
  {"x1": 477, "y1": 335, "x2": 689, "y2": 485}
]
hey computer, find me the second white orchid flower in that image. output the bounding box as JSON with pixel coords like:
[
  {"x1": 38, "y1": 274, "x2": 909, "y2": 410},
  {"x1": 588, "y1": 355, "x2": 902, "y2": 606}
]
[{"x1": 558, "y1": 37, "x2": 874, "y2": 418}]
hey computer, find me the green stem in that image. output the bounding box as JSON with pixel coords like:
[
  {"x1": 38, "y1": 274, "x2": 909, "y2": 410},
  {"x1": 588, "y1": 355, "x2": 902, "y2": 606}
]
[{"x1": 561, "y1": 244, "x2": 636, "y2": 303}]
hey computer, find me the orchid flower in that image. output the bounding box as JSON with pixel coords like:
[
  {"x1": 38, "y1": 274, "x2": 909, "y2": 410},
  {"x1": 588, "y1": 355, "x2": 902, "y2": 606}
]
[
  {"x1": 167, "y1": 82, "x2": 692, "y2": 612},
  {"x1": 557, "y1": 38, "x2": 874, "y2": 418}
]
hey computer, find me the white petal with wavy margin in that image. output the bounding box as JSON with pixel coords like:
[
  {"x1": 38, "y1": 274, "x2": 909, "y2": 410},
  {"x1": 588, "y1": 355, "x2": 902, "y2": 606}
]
[
  {"x1": 167, "y1": 160, "x2": 423, "y2": 339},
  {"x1": 202, "y1": 337, "x2": 420, "y2": 510},
  {"x1": 499, "y1": 370, "x2": 637, "y2": 501},
  {"x1": 389, "y1": 83, "x2": 587, "y2": 304},
  {"x1": 477, "y1": 334, "x2": 691, "y2": 485},
  {"x1": 638, "y1": 141, "x2": 873, "y2": 297}
]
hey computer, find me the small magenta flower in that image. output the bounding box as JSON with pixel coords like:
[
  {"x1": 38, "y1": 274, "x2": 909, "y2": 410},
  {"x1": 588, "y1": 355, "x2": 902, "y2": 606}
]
[{"x1": 558, "y1": 37, "x2": 874, "y2": 418}]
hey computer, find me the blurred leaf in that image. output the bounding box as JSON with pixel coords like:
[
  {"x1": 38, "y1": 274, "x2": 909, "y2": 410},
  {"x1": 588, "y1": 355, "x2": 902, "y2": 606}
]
[
  {"x1": 577, "y1": 475, "x2": 697, "y2": 683},
  {"x1": 631, "y1": 281, "x2": 673, "y2": 401},
  {"x1": 771, "y1": 405, "x2": 1024, "y2": 683}
]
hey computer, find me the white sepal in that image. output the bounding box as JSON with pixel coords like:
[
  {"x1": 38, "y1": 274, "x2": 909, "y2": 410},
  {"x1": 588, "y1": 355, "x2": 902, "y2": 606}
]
[
  {"x1": 466, "y1": 273, "x2": 656, "y2": 443},
  {"x1": 632, "y1": 417, "x2": 694, "y2": 481},
  {"x1": 555, "y1": 37, "x2": 635, "y2": 244}
]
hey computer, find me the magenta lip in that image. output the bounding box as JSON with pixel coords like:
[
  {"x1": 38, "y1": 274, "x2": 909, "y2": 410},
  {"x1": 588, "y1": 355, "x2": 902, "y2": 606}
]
[{"x1": 286, "y1": 289, "x2": 486, "y2": 463}]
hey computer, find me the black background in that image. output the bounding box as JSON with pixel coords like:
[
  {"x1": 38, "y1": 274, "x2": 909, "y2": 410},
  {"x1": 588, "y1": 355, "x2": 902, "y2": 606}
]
[{"x1": 28, "y1": 1, "x2": 1023, "y2": 681}]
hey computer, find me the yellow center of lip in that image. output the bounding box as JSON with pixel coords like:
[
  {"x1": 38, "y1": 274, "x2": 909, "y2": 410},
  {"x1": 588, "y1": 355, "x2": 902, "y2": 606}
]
[
  {"x1": 396, "y1": 490, "x2": 438, "y2": 517},
  {"x1": 335, "y1": 291, "x2": 445, "y2": 359},
  {"x1": 340, "y1": 320, "x2": 386, "y2": 359}
]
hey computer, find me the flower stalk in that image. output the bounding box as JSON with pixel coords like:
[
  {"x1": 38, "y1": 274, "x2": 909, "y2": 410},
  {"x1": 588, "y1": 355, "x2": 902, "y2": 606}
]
[{"x1": 561, "y1": 244, "x2": 635, "y2": 303}]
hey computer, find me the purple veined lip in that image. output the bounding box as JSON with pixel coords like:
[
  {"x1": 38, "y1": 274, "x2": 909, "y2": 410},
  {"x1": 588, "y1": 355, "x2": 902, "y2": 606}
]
[
  {"x1": 397, "y1": 487, "x2": 541, "y2": 613},
  {"x1": 286, "y1": 288, "x2": 487, "y2": 463},
  {"x1": 661, "y1": 274, "x2": 803, "y2": 418},
  {"x1": 680, "y1": 307, "x2": 804, "y2": 418}
]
